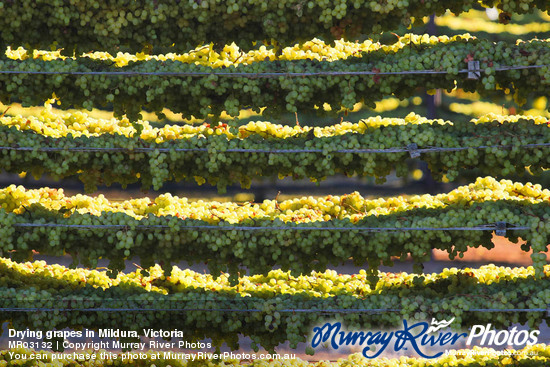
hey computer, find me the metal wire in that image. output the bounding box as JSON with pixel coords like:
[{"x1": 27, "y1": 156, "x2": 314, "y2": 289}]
[
  {"x1": 11, "y1": 223, "x2": 530, "y2": 232},
  {"x1": 0, "y1": 64, "x2": 545, "y2": 77},
  {"x1": 0, "y1": 307, "x2": 545, "y2": 313},
  {"x1": 0, "y1": 142, "x2": 548, "y2": 155}
]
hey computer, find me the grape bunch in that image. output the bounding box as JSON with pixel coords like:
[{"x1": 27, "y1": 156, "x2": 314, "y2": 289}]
[
  {"x1": 0, "y1": 177, "x2": 547, "y2": 278},
  {"x1": 0, "y1": 107, "x2": 548, "y2": 191},
  {"x1": 2, "y1": 257, "x2": 550, "y2": 352},
  {"x1": 1, "y1": 0, "x2": 548, "y2": 54},
  {"x1": 1, "y1": 35, "x2": 550, "y2": 120}
]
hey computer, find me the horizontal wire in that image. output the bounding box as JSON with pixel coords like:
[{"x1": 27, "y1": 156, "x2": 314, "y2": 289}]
[
  {"x1": 10, "y1": 223, "x2": 530, "y2": 232},
  {"x1": 0, "y1": 142, "x2": 548, "y2": 155},
  {"x1": 0, "y1": 307, "x2": 545, "y2": 313},
  {"x1": 0, "y1": 64, "x2": 545, "y2": 77}
]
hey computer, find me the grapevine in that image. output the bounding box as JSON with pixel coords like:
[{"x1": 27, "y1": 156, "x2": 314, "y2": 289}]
[
  {"x1": 0, "y1": 177, "x2": 547, "y2": 278},
  {"x1": 1, "y1": 36, "x2": 550, "y2": 119}
]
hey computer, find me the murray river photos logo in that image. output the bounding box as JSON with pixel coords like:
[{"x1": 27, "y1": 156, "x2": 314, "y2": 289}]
[{"x1": 310, "y1": 318, "x2": 540, "y2": 359}]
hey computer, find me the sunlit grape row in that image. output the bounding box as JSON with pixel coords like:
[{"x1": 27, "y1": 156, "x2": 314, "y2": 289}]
[
  {"x1": 2, "y1": 257, "x2": 550, "y2": 351},
  {"x1": 0, "y1": 100, "x2": 260, "y2": 126},
  {"x1": 0, "y1": 177, "x2": 548, "y2": 279},
  {"x1": 6, "y1": 102, "x2": 550, "y2": 140},
  {"x1": 449, "y1": 101, "x2": 550, "y2": 118},
  {"x1": 1, "y1": 106, "x2": 549, "y2": 191},
  {"x1": 6, "y1": 38, "x2": 390, "y2": 67},
  {"x1": 370, "y1": 96, "x2": 424, "y2": 113},
  {"x1": 1, "y1": 36, "x2": 550, "y2": 120},
  {"x1": 445, "y1": 94, "x2": 550, "y2": 118},
  {"x1": 445, "y1": 9, "x2": 550, "y2": 24},
  {"x1": 1, "y1": 177, "x2": 548, "y2": 223},
  {"x1": 450, "y1": 101, "x2": 514, "y2": 116},
  {"x1": 436, "y1": 10, "x2": 550, "y2": 36},
  {"x1": 1, "y1": 1, "x2": 548, "y2": 54}
]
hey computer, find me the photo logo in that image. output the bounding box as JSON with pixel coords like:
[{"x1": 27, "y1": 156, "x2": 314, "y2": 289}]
[
  {"x1": 310, "y1": 319, "x2": 466, "y2": 359},
  {"x1": 466, "y1": 324, "x2": 539, "y2": 347},
  {"x1": 427, "y1": 317, "x2": 455, "y2": 334},
  {"x1": 310, "y1": 319, "x2": 540, "y2": 359}
]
